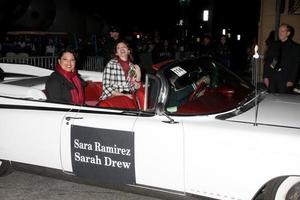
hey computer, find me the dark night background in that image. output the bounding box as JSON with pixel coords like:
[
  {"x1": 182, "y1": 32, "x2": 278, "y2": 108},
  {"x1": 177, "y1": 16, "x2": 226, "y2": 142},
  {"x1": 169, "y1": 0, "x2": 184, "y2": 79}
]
[
  {"x1": 77, "y1": 0, "x2": 261, "y2": 40},
  {"x1": 0, "y1": 0, "x2": 261, "y2": 39},
  {"x1": 0, "y1": 0, "x2": 261, "y2": 72}
]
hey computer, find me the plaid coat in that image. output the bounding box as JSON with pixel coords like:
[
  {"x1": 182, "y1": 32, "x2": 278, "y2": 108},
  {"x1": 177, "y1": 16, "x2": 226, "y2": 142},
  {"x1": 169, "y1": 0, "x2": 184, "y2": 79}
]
[{"x1": 101, "y1": 59, "x2": 138, "y2": 99}]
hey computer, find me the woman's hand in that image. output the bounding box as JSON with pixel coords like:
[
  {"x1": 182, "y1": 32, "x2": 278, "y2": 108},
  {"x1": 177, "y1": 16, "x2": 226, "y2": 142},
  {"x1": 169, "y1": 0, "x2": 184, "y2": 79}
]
[
  {"x1": 124, "y1": 94, "x2": 133, "y2": 99},
  {"x1": 287, "y1": 81, "x2": 294, "y2": 87},
  {"x1": 112, "y1": 91, "x2": 133, "y2": 99}
]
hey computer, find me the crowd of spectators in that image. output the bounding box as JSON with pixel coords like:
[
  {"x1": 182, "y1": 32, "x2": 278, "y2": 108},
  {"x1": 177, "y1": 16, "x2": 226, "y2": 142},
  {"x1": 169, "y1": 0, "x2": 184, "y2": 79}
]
[
  {"x1": 130, "y1": 33, "x2": 241, "y2": 74},
  {"x1": 0, "y1": 30, "x2": 255, "y2": 77},
  {"x1": 0, "y1": 34, "x2": 70, "y2": 57}
]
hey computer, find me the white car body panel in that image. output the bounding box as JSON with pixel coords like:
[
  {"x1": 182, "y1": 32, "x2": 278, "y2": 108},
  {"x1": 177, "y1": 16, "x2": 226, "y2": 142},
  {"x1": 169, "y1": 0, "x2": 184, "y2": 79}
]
[
  {"x1": 0, "y1": 99, "x2": 65, "y2": 169},
  {"x1": 0, "y1": 84, "x2": 47, "y2": 100},
  {"x1": 231, "y1": 94, "x2": 300, "y2": 127},
  {"x1": 0, "y1": 63, "x2": 53, "y2": 76},
  {"x1": 183, "y1": 116, "x2": 300, "y2": 200}
]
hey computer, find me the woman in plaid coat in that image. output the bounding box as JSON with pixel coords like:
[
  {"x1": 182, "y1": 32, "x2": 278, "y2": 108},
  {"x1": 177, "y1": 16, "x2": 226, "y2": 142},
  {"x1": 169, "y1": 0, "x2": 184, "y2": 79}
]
[{"x1": 101, "y1": 40, "x2": 142, "y2": 100}]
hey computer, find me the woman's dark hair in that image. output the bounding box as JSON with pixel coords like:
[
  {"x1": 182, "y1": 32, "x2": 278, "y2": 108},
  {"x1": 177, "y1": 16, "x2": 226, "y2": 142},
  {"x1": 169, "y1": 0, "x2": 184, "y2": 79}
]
[
  {"x1": 265, "y1": 30, "x2": 275, "y2": 47},
  {"x1": 57, "y1": 47, "x2": 78, "y2": 60}
]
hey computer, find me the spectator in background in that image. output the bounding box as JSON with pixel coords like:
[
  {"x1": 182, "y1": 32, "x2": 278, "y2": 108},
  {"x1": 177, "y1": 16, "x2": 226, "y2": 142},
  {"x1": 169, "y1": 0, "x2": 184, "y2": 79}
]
[
  {"x1": 45, "y1": 39, "x2": 56, "y2": 56},
  {"x1": 137, "y1": 39, "x2": 155, "y2": 75},
  {"x1": 263, "y1": 23, "x2": 300, "y2": 93},
  {"x1": 24, "y1": 37, "x2": 36, "y2": 56},
  {"x1": 2, "y1": 36, "x2": 14, "y2": 56},
  {"x1": 215, "y1": 35, "x2": 231, "y2": 68},
  {"x1": 152, "y1": 39, "x2": 175, "y2": 64},
  {"x1": 198, "y1": 34, "x2": 215, "y2": 57},
  {"x1": 46, "y1": 48, "x2": 86, "y2": 105},
  {"x1": 102, "y1": 25, "x2": 123, "y2": 66}
]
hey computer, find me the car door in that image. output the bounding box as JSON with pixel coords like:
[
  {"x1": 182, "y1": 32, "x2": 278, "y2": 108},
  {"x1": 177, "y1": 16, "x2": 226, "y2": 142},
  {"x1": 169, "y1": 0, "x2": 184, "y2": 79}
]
[
  {"x1": 0, "y1": 98, "x2": 71, "y2": 170},
  {"x1": 133, "y1": 114, "x2": 185, "y2": 193},
  {"x1": 59, "y1": 106, "x2": 185, "y2": 192},
  {"x1": 60, "y1": 107, "x2": 138, "y2": 184}
]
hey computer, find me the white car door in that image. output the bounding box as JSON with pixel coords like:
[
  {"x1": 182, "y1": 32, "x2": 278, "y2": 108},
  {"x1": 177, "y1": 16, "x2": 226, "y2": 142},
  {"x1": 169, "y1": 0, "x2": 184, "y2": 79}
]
[
  {"x1": 60, "y1": 106, "x2": 185, "y2": 192},
  {"x1": 133, "y1": 115, "x2": 185, "y2": 193},
  {"x1": 0, "y1": 98, "x2": 71, "y2": 170},
  {"x1": 60, "y1": 107, "x2": 137, "y2": 184}
]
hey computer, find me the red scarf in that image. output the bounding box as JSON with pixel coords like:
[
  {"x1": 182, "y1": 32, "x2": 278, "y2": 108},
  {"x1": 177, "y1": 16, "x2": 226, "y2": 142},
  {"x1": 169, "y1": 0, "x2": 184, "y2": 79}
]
[
  {"x1": 55, "y1": 64, "x2": 84, "y2": 105},
  {"x1": 118, "y1": 58, "x2": 130, "y2": 78}
]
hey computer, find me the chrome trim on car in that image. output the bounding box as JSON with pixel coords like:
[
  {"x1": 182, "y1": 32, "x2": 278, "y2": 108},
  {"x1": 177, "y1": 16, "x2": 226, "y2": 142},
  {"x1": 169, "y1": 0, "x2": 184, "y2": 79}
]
[{"x1": 215, "y1": 91, "x2": 264, "y2": 120}]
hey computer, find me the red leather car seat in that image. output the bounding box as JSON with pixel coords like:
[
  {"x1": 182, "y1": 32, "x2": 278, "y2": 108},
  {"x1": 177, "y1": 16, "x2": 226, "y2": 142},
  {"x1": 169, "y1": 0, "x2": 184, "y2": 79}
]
[
  {"x1": 85, "y1": 81, "x2": 103, "y2": 106},
  {"x1": 97, "y1": 87, "x2": 145, "y2": 110},
  {"x1": 97, "y1": 95, "x2": 137, "y2": 109}
]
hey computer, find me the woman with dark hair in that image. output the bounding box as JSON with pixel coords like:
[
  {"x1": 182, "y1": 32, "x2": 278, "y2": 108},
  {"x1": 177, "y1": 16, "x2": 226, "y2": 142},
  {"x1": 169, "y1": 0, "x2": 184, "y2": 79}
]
[
  {"x1": 101, "y1": 40, "x2": 142, "y2": 100},
  {"x1": 46, "y1": 49, "x2": 86, "y2": 105},
  {"x1": 265, "y1": 30, "x2": 275, "y2": 48}
]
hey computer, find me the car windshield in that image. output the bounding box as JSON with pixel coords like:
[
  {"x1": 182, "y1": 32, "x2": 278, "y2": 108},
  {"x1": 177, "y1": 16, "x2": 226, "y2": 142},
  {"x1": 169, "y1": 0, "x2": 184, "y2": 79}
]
[{"x1": 163, "y1": 58, "x2": 254, "y2": 115}]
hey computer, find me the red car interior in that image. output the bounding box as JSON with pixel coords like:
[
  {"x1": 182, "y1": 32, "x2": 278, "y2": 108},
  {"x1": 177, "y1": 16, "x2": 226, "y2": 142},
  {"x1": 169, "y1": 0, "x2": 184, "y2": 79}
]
[
  {"x1": 85, "y1": 81, "x2": 145, "y2": 110},
  {"x1": 84, "y1": 81, "x2": 102, "y2": 106}
]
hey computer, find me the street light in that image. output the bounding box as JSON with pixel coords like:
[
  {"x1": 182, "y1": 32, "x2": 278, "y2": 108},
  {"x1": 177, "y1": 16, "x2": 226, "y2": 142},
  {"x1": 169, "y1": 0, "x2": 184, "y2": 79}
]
[
  {"x1": 222, "y1": 29, "x2": 226, "y2": 35},
  {"x1": 203, "y1": 10, "x2": 209, "y2": 21}
]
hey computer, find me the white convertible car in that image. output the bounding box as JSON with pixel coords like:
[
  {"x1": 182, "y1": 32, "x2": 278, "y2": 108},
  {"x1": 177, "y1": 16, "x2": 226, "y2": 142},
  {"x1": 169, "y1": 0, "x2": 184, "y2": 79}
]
[{"x1": 1, "y1": 57, "x2": 300, "y2": 200}]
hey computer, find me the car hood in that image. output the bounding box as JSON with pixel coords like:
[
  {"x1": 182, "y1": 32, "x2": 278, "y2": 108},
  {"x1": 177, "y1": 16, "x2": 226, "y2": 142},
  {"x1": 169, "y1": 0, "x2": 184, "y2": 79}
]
[{"x1": 227, "y1": 93, "x2": 300, "y2": 128}]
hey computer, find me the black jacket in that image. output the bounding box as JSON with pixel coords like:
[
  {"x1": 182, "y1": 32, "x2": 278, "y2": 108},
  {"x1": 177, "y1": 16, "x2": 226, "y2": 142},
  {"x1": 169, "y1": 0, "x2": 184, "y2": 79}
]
[
  {"x1": 45, "y1": 71, "x2": 86, "y2": 104},
  {"x1": 263, "y1": 39, "x2": 300, "y2": 83}
]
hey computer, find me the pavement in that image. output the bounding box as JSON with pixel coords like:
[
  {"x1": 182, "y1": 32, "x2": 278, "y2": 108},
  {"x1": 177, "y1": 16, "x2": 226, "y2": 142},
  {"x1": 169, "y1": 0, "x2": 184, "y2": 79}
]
[{"x1": 0, "y1": 171, "x2": 162, "y2": 200}]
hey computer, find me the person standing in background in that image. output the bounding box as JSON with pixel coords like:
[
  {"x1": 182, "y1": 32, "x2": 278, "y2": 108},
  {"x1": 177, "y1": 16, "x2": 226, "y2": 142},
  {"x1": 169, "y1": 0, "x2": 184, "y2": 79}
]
[
  {"x1": 215, "y1": 35, "x2": 231, "y2": 68},
  {"x1": 263, "y1": 23, "x2": 300, "y2": 93},
  {"x1": 45, "y1": 39, "x2": 56, "y2": 56},
  {"x1": 151, "y1": 39, "x2": 175, "y2": 64},
  {"x1": 102, "y1": 26, "x2": 123, "y2": 66}
]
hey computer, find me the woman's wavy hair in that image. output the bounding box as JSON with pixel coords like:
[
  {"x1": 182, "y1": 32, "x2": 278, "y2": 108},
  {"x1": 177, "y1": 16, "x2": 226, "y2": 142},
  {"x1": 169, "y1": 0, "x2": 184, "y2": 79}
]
[{"x1": 113, "y1": 40, "x2": 134, "y2": 62}]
